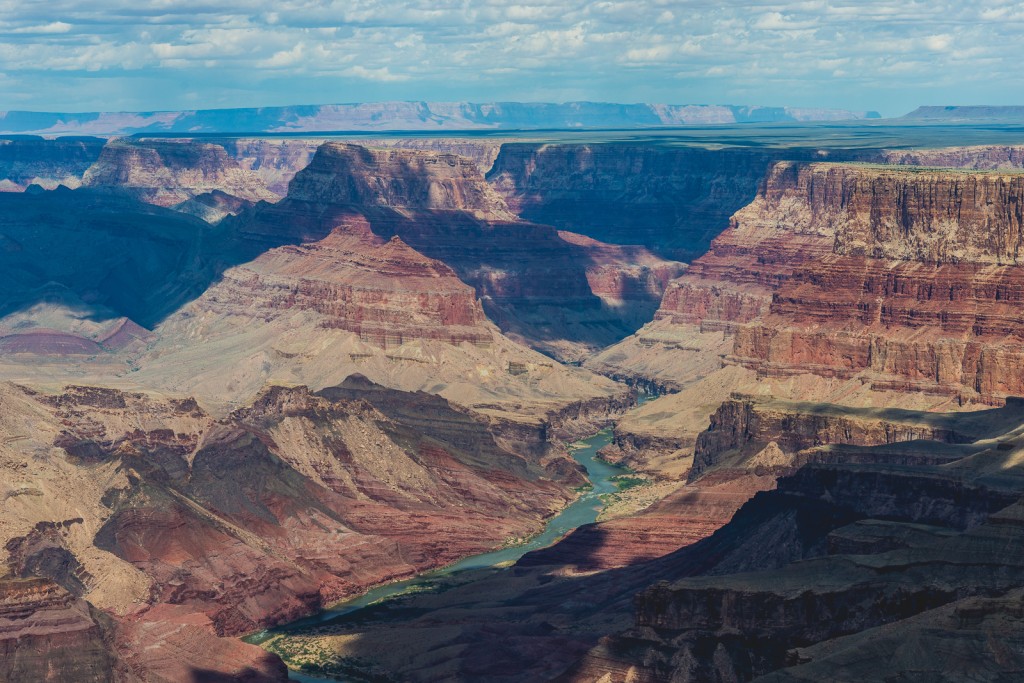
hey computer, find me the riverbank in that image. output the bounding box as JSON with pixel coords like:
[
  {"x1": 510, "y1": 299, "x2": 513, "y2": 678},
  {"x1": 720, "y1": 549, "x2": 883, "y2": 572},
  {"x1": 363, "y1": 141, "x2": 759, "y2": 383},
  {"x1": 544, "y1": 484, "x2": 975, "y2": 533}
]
[{"x1": 248, "y1": 425, "x2": 629, "y2": 680}]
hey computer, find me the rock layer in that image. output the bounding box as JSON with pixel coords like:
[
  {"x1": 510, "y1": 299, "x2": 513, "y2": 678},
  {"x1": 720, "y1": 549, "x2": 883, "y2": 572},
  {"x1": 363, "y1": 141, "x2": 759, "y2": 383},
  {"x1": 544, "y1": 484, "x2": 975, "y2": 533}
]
[
  {"x1": 591, "y1": 161, "x2": 1024, "y2": 478},
  {"x1": 0, "y1": 136, "x2": 105, "y2": 191},
  {"x1": 0, "y1": 378, "x2": 583, "y2": 681},
  {"x1": 225, "y1": 142, "x2": 682, "y2": 359},
  {"x1": 83, "y1": 139, "x2": 279, "y2": 207},
  {"x1": 0, "y1": 577, "x2": 114, "y2": 683},
  {"x1": 560, "y1": 401, "x2": 1024, "y2": 682}
]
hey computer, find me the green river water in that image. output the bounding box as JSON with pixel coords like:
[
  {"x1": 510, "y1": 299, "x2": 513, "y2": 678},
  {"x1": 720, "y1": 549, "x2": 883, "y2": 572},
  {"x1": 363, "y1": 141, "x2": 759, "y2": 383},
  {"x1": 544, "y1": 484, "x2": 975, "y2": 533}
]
[{"x1": 245, "y1": 420, "x2": 633, "y2": 681}]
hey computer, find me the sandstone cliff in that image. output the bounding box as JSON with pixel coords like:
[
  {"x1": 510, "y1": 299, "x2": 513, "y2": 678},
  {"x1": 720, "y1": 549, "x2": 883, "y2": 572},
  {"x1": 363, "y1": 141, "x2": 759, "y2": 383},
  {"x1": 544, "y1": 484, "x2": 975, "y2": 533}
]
[{"x1": 591, "y1": 161, "x2": 1024, "y2": 478}]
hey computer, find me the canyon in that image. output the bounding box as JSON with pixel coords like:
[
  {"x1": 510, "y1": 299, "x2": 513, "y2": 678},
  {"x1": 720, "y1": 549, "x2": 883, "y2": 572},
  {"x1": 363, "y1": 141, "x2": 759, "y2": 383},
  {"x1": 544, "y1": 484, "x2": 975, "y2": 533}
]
[{"x1": 3, "y1": 125, "x2": 1024, "y2": 681}]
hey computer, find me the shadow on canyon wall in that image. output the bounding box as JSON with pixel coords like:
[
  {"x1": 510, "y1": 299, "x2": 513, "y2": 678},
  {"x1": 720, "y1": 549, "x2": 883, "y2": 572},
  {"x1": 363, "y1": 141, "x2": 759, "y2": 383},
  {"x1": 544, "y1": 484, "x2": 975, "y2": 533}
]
[{"x1": 278, "y1": 400, "x2": 1024, "y2": 682}]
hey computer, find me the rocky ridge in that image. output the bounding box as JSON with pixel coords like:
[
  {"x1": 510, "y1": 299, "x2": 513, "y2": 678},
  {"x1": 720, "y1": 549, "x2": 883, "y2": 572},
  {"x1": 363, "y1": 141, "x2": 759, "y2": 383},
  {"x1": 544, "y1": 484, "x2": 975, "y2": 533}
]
[
  {"x1": 0, "y1": 378, "x2": 585, "y2": 681},
  {"x1": 263, "y1": 398, "x2": 1024, "y2": 682},
  {"x1": 220, "y1": 142, "x2": 684, "y2": 360},
  {"x1": 590, "y1": 159, "x2": 1024, "y2": 476}
]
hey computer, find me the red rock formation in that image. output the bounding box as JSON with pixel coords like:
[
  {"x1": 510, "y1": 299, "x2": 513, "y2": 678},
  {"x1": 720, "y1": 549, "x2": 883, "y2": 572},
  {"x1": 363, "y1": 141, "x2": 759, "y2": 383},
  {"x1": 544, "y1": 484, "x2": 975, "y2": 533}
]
[
  {"x1": 224, "y1": 142, "x2": 683, "y2": 359},
  {"x1": 0, "y1": 577, "x2": 114, "y2": 682},
  {"x1": 0, "y1": 378, "x2": 583, "y2": 680},
  {"x1": 205, "y1": 219, "x2": 492, "y2": 348},
  {"x1": 719, "y1": 163, "x2": 1024, "y2": 402},
  {"x1": 592, "y1": 161, "x2": 1024, "y2": 477}
]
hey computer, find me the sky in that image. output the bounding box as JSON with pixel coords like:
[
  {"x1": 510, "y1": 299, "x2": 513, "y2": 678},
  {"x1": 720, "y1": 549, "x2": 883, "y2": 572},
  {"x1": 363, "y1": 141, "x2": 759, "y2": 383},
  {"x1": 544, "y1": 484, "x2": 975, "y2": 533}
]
[{"x1": 0, "y1": 1, "x2": 1020, "y2": 117}]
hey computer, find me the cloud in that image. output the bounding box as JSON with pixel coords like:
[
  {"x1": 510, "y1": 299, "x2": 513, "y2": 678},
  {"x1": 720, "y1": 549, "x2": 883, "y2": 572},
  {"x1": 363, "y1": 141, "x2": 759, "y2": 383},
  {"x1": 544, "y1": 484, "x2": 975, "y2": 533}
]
[
  {"x1": 343, "y1": 65, "x2": 410, "y2": 82},
  {"x1": 923, "y1": 34, "x2": 953, "y2": 52},
  {"x1": 9, "y1": 21, "x2": 73, "y2": 34},
  {"x1": 0, "y1": 1, "x2": 1017, "y2": 116}
]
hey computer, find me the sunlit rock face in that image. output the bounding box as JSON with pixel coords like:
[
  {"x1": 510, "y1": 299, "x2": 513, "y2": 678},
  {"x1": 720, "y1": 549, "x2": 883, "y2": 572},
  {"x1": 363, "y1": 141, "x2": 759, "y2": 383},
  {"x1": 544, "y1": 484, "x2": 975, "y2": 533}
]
[
  {"x1": 221, "y1": 142, "x2": 684, "y2": 360},
  {"x1": 0, "y1": 378, "x2": 587, "y2": 681},
  {"x1": 591, "y1": 160, "x2": 1024, "y2": 473}
]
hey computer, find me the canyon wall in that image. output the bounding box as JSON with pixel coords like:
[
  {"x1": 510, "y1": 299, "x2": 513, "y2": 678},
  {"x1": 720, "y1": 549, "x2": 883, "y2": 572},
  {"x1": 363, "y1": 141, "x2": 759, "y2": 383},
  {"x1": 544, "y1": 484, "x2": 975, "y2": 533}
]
[
  {"x1": 488, "y1": 144, "x2": 876, "y2": 260},
  {"x1": 0, "y1": 136, "x2": 105, "y2": 191},
  {"x1": 222, "y1": 142, "x2": 683, "y2": 359},
  {"x1": 82, "y1": 139, "x2": 280, "y2": 207},
  {"x1": 724, "y1": 163, "x2": 1024, "y2": 401},
  {"x1": 591, "y1": 160, "x2": 1024, "y2": 477},
  {"x1": 0, "y1": 378, "x2": 586, "y2": 681},
  {"x1": 560, "y1": 396, "x2": 1024, "y2": 683}
]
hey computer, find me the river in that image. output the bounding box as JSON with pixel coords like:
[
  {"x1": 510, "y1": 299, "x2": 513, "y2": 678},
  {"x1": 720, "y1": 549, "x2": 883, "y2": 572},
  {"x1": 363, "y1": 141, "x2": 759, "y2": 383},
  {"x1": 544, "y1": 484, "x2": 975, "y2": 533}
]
[{"x1": 246, "y1": 420, "x2": 635, "y2": 681}]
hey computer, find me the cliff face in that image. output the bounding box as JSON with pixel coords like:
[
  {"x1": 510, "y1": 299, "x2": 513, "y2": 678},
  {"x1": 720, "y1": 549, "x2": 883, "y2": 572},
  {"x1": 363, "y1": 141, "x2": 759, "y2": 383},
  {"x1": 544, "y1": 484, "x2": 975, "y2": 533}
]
[
  {"x1": 0, "y1": 136, "x2": 105, "y2": 191},
  {"x1": 0, "y1": 577, "x2": 114, "y2": 682},
  {"x1": 723, "y1": 163, "x2": 1024, "y2": 402},
  {"x1": 882, "y1": 144, "x2": 1024, "y2": 170},
  {"x1": 225, "y1": 142, "x2": 681, "y2": 360},
  {"x1": 591, "y1": 160, "x2": 1024, "y2": 479},
  {"x1": 223, "y1": 138, "x2": 323, "y2": 196},
  {"x1": 285, "y1": 142, "x2": 514, "y2": 218},
  {"x1": 0, "y1": 378, "x2": 581, "y2": 681},
  {"x1": 488, "y1": 145, "x2": 873, "y2": 260},
  {"x1": 689, "y1": 395, "x2": 985, "y2": 481},
  {"x1": 560, "y1": 398, "x2": 1024, "y2": 683},
  {"x1": 82, "y1": 139, "x2": 279, "y2": 207},
  {"x1": 756, "y1": 162, "x2": 1024, "y2": 264}
]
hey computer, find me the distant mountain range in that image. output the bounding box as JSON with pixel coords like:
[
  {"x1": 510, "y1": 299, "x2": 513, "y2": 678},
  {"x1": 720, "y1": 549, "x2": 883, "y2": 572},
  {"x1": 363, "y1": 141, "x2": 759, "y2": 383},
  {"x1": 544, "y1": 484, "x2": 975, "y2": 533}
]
[
  {"x1": 903, "y1": 106, "x2": 1024, "y2": 121},
  {"x1": 0, "y1": 101, "x2": 881, "y2": 135}
]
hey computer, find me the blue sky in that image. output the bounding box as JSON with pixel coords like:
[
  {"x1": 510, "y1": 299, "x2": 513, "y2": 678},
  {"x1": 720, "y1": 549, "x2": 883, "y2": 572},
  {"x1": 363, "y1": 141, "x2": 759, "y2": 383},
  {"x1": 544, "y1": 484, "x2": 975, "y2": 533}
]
[{"x1": 0, "y1": 1, "x2": 1019, "y2": 117}]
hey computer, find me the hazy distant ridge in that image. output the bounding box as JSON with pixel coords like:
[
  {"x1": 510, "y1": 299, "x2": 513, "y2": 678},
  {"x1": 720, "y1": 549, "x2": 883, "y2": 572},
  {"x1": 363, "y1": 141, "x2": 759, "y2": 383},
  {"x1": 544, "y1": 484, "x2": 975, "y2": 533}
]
[
  {"x1": 0, "y1": 102, "x2": 881, "y2": 135},
  {"x1": 903, "y1": 106, "x2": 1024, "y2": 121}
]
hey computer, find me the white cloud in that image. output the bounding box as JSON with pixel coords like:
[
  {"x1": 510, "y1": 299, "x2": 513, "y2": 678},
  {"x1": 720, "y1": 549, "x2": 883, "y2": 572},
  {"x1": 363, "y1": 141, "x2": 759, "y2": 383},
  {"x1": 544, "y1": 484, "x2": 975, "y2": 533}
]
[
  {"x1": 343, "y1": 65, "x2": 410, "y2": 82},
  {"x1": 923, "y1": 34, "x2": 953, "y2": 52},
  {"x1": 10, "y1": 21, "x2": 73, "y2": 34},
  {"x1": 0, "y1": 1, "x2": 1016, "y2": 116}
]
